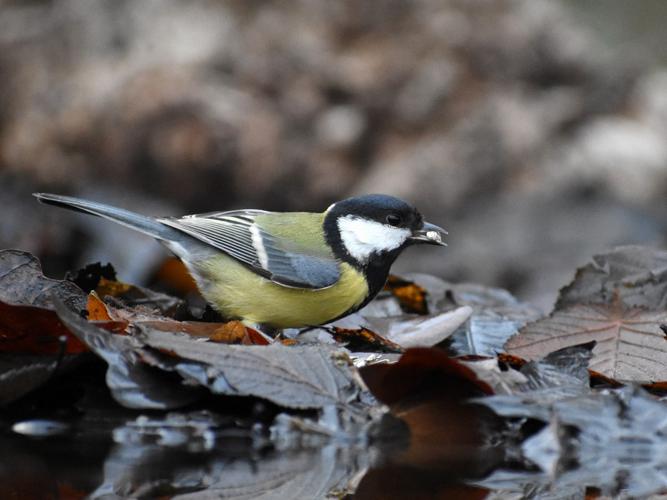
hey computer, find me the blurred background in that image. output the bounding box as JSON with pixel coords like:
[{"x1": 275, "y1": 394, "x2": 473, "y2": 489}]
[{"x1": 1, "y1": 0, "x2": 666, "y2": 310}]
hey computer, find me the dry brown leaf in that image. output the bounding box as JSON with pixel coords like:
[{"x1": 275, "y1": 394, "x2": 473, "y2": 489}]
[
  {"x1": 506, "y1": 298, "x2": 667, "y2": 381},
  {"x1": 361, "y1": 348, "x2": 494, "y2": 407},
  {"x1": 84, "y1": 292, "x2": 132, "y2": 334},
  {"x1": 642, "y1": 381, "x2": 667, "y2": 397},
  {"x1": 384, "y1": 275, "x2": 429, "y2": 315},
  {"x1": 95, "y1": 277, "x2": 133, "y2": 297},
  {"x1": 138, "y1": 319, "x2": 269, "y2": 346},
  {"x1": 57, "y1": 298, "x2": 377, "y2": 414},
  {"x1": 0, "y1": 250, "x2": 89, "y2": 401},
  {"x1": 332, "y1": 327, "x2": 404, "y2": 353},
  {"x1": 94, "y1": 276, "x2": 183, "y2": 316},
  {"x1": 208, "y1": 321, "x2": 252, "y2": 344},
  {"x1": 0, "y1": 301, "x2": 89, "y2": 355},
  {"x1": 85, "y1": 291, "x2": 269, "y2": 345},
  {"x1": 86, "y1": 292, "x2": 113, "y2": 321},
  {"x1": 0, "y1": 250, "x2": 88, "y2": 355}
]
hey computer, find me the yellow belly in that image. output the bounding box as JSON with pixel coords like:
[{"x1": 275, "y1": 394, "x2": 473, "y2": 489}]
[{"x1": 193, "y1": 254, "x2": 369, "y2": 328}]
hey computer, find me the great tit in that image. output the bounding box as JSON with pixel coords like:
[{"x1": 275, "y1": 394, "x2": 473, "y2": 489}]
[{"x1": 34, "y1": 193, "x2": 446, "y2": 329}]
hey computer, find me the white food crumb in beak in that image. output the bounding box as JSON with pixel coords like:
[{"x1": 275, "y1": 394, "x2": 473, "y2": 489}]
[{"x1": 426, "y1": 230, "x2": 441, "y2": 242}]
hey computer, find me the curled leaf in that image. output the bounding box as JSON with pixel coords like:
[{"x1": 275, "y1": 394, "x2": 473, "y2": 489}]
[
  {"x1": 0, "y1": 250, "x2": 85, "y2": 310},
  {"x1": 380, "y1": 306, "x2": 472, "y2": 348},
  {"x1": 557, "y1": 245, "x2": 667, "y2": 309}
]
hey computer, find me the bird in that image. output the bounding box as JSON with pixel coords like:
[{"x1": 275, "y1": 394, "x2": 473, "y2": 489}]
[{"x1": 34, "y1": 193, "x2": 446, "y2": 330}]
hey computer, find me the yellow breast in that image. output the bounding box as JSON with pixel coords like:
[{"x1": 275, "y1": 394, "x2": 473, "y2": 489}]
[{"x1": 194, "y1": 254, "x2": 368, "y2": 328}]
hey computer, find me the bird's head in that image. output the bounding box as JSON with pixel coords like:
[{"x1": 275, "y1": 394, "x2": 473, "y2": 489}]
[{"x1": 323, "y1": 194, "x2": 446, "y2": 268}]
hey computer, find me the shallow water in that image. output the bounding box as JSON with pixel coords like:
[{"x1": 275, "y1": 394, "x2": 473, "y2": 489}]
[{"x1": 4, "y1": 397, "x2": 661, "y2": 500}]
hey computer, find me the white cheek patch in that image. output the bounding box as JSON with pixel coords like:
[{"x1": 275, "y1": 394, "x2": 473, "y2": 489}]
[{"x1": 338, "y1": 216, "x2": 411, "y2": 263}]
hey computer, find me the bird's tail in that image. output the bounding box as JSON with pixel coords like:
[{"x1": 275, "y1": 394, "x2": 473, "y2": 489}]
[{"x1": 33, "y1": 193, "x2": 181, "y2": 242}]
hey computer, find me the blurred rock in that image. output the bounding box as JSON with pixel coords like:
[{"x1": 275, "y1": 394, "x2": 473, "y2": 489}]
[{"x1": 540, "y1": 116, "x2": 667, "y2": 204}]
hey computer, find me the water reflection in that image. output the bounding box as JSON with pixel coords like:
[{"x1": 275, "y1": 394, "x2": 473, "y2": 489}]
[
  {"x1": 3, "y1": 399, "x2": 667, "y2": 499},
  {"x1": 92, "y1": 441, "x2": 373, "y2": 499},
  {"x1": 0, "y1": 401, "x2": 499, "y2": 499}
]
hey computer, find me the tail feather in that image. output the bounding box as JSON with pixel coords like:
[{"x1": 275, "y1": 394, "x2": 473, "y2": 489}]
[{"x1": 33, "y1": 193, "x2": 181, "y2": 242}]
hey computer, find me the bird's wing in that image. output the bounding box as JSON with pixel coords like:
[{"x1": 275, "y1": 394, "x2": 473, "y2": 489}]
[{"x1": 159, "y1": 210, "x2": 340, "y2": 289}]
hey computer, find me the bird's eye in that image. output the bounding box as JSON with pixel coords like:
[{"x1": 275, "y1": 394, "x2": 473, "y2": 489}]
[{"x1": 386, "y1": 214, "x2": 401, "y2": 227}]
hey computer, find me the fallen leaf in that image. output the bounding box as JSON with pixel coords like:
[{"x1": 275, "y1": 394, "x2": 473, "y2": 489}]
[
  {"x1": 517, "y1": 341, "x2": 594, "y2": 392},
  {"x1": 137, "y1": 324, "x2": 375, "y2": 412},
  {"x1": 440, "y1": 282, "x2": 543, "y2": 356},
  {"x1": 496, "y1": 352, "x2": 528, "y2": 369},
  {"x1": 84, "y1": 292, "x2": 130, "y2": 334},
  {"x1": 0, "y1": 251, "x2": 90, "y2": 402},
  {"x1": 0, "y1": 250, "x2": 88, "y2": 354},
  {"x1": 506, "y1": 298, "x2": 667, "y2": 381},
  {"x1": 377, "y1": 306, "x2": 472, "y2": 348},
  {"x1": 0, "y1": 301, "x2": 88, "y2": 355},
  {"x1": 138, "y1": 319, "x2": 269, "y2": 346},
  {"x1": 332, "y1": 327, "x2": 404, "y2": 353},
  {"x1": 335, "y1": 306, "x2": 472, "y2": 349},
  {"x1": 56, "y1": 299, "x2": 380, "y2": 423},
  {"x1": 464, "y1": 349, "x2": 623, "y2": 395},
  {"x1": 0, "y1": 249, "x2": 85, "y2": 310},
  {"x1": 70, "y1": 261, "x2": 184, "y2": 316},
  {"x1": 95, "y1": 277, "x2": 133, "y2": 297},
  {"x1": 86, "y1": 292, "x2": 113, "y2": 321},
  {"x1": 393, "y1": 274, "x2": 542, "y2": 356},
  {"x1": 642, "y1": 381, "x2": 667, "y2": 397},
  {"x1": 96, "y1": 277, "x2": 183, "y2": 316},
  {"x1": 208, "y1": 321, "x2": 258, "y2": 344},
  {"x1": 55, "y1": 301, "x2": 202, "y2": 409},
  {"x1": 361, "y1": 348, "x2": 494, "y2": 408},
  {"x1": 85, "y1": 292, "x2": 269, "y2": 345},
  {"x1": 557, "y1": 245, "x2": 667, "y2": 310},
  {"x1": 473, "y1": 343, "x2": 594, "y2": 432},
  {"x1": 588, "y1": 370, "x2": 624, "y2": 389},
  {"x1": 384, "y1": 275, "x2": 429, "y2": 314},
  {"x1": 457, "y1": 306, "x2": 541, "y2": 357}
]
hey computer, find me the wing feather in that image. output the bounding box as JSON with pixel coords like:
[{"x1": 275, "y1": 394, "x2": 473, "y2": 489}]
[{"x1": 159, "y1": 210, "x2": 340, "y2": 289}]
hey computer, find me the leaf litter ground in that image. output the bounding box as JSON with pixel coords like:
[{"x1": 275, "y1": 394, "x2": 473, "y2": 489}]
[{"x1": 4, "y1": 246, "x2": 667, "y2": 498}]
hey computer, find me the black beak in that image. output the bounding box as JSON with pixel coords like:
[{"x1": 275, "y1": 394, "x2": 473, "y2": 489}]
[{"x1": 410, "y1": 221, "x2": 447, "y2": 246}]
